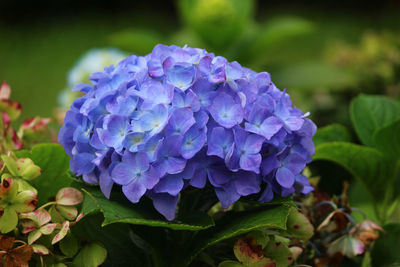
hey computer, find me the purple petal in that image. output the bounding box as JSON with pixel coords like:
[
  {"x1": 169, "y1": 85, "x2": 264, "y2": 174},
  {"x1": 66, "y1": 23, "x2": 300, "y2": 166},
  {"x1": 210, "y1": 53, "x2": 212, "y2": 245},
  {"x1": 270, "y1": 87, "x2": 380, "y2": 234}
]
[
  {"x1": 243, "y1": 133, "x2": 264, "y2": 154},
  {"x1": 239, "y1": 153, "x2": 261, "y2": 174},
  {"x1": 154, "y1": 175, "x2": 184, "y2": 196},
  {"x1": 207, "y1": 127, "x2": 234, "y2": 159},
  {"x1": 284, "y1": 152, "x2": 306, "y2": 175},
  {"x1": 259, "y1": 183, "x2": 274, "y2": 203},
  {"x1": 165, "y1": 62, "x2": 196, "y2": 91},
  {"x1": 190, "y1": 168, "x2": 207, "y2": 188},
  {"x1": 234, "y1": 171, "x2": 260, "y2": 196},
  {"x1": 152, "y1": 193, "x2": 179, "y2": 221},
  {"x1": 111, "y1": 163, "x2": 134, "y2": 185},
  {"x1": 261, "y1": 155, "x2": 281, "y2": 176},
  {"x1": 165, "y1": 108, "x2": 195, "y2": 136},
  {"x1": 207, "y1": 167, "x2": 231, "y2": 187},
  {"x1": 276, "y1": 167, "x2": 295, "y2": 188},
  {"x1": 181, "y1": 126, "x2": 207, "y2": 159},
  {"x1": 209, "y1": 93, "x2": 243, "y2": 128},
  {"x1": 141, "y1": 167, "x2": 160, "y2": 189},
  {"x1": 122, "y1": 181, "x2": 146, "y2": 203},
  {"x1": 99, "y1": 171, "x2": 114, "y2": 199},
  {"x1": 215, "y1": 182, "x2": 241, "y2": 209},
  {"x1": 70, "y1": 153, "x2": 95, "y2": 176}
]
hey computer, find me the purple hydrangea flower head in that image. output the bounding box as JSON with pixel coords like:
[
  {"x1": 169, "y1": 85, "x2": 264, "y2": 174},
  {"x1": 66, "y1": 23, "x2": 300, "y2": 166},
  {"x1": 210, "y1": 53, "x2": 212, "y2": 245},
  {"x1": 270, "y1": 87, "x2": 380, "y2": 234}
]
[{"x1": 59, "y1": 44, "x2": 316, "y2": 220}]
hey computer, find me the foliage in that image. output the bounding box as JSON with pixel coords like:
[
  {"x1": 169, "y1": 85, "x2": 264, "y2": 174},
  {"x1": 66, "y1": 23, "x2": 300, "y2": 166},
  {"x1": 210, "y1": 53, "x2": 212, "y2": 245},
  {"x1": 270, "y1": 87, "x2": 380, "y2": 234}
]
[
  {"x1": 0, "y1": 83, "x2": 107, "y2": 266},
  {"x1": 312, "y1": 94, "x2": 400, "y2": 266}
]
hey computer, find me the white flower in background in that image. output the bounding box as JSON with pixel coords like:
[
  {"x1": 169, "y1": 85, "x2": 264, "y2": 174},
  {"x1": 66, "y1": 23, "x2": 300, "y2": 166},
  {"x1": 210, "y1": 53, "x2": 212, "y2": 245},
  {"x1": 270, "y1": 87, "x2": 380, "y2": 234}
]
[{"x1": 58, "y1": 48, "x2": 127, "y2": 109}]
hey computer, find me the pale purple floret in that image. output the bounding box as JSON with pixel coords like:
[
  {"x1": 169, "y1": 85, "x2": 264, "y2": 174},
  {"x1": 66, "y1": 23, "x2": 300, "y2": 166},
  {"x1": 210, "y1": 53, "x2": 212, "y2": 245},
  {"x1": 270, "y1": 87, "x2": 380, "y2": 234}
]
[
  {"x1": 208, "y1": 92, "x2": 243, "y2": 128},
  {"x1": 207, "y1": 127, "x2": 234, "y2": 159},
  {"x1": 58, "y1": 44, "x2": 316, "y2": 221},
  {"x1": 225, "y1": 127, "x2": 264, "y2": 174},
  {"x1": 97, "y1": 115, "x2": 130, "y2": 152},
  {"x1": 112, "y1": 152, "x2": 159, "y2": 203},
  {"x1": 154, "y1": 135, "x2": 187, "y2": 176}
]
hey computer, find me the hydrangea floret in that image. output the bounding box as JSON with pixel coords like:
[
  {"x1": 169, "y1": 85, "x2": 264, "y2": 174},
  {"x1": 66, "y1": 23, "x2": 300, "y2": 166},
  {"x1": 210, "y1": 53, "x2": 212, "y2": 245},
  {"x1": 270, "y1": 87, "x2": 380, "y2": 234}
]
[{"x1": 58, "y1": 44, "x2": 316, "y2": 220}]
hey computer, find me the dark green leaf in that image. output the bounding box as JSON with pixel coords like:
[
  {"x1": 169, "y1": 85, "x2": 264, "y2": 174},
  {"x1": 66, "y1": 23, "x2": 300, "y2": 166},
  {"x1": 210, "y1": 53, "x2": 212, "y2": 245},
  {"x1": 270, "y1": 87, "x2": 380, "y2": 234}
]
[
  {"x1": 16, "y1": 144, "x2": 71, "y2": 205},
  {"x1": 180, "y1": 205, "x2": 290, "y2": 267},
  {"x1": 373, "y1": 118, "x2": 400, "y2": 161},
  {"x1": 72, "y1": 213, "x2": 149, "y2": 266},
  {"x1": 350, "y1": 95, "x2": 400, "y2": 146},
  {"x1": 314, "y1": 142, "x2": 385, "y2": 205},
  {"x1": 371, "y1": 223, "x2": 400, "y2": 266},
  {"x1": 60, "y1": 233, "x2": 79, "y2": 258},
  {"x1": 81, "y1": 186, "x2": 215, "y2": 231},
  {"x1": 313, "y1": 124, "x2": 352, "y2": 147}
]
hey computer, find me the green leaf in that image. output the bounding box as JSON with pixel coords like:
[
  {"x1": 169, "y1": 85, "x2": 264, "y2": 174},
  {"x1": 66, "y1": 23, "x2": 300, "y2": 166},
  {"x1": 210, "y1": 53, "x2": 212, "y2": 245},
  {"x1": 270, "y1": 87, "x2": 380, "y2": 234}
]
[
  {"x1": 1, "y1": 155, "x2": 18, "y2": 176},
  {"x1": 73, "y1": 242, "x2": 107, "y2": 267},
  {"x1": 314, "y1": 142, "x2": 385, "y2": 205},
  {"x1": 264, "y1": 237, "x2": 293, "y2": 267},
  {"x1": 282, "y1": 207, "x2": 314, "y2": 240},
  {"x1": 180, "y1": 205, "x2": 290, "y2": 267},
  {"x1": 373, "y1": 118, "x2": 400, "y2": 161},
  {"x1": 313, "y1": 124, "x2": 352, "y2": 147},
  {"x1": 16, "y1": 144, "x2": 71, "y2": 205},
  {"x1": 0, "y1": 207, "x2": 18, "y2": 233},
  {"x1": 371, "y1": 223, "x2": 400, "y2": 266},
  {"x1": 72, "y1": 213, "x2": 149, "y2": 266},
  {"x1": 81, "y1": 186, "x2": 215, "y2": 231},
  {"x1": 60, "y1": 233, "x2": 79, "y2": 258},
  {"x1": 350, "y1": 95, "x2": 400, "y2": 146}
]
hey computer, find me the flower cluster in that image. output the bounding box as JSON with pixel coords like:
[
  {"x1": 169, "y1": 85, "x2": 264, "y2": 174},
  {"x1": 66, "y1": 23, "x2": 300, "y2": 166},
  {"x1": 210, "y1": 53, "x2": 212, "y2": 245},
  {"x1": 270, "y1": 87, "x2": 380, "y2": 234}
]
[{"x1": 58, "y1": 44, "x2": 316, "y2": 220}]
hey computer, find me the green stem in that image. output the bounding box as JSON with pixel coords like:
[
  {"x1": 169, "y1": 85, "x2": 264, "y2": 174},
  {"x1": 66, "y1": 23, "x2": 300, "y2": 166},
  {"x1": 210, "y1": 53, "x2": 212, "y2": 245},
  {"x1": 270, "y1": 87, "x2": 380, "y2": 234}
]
[{"x1": 37, "y1": 201, "x2": 57, "y2": 210}]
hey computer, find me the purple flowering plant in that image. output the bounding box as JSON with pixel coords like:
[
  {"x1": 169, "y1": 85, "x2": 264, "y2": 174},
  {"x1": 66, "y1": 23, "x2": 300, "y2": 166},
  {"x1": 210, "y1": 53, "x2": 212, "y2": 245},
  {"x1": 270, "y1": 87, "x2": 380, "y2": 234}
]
[{"x1": 59, "y1": 44, "x2": 316, "y2": 221}]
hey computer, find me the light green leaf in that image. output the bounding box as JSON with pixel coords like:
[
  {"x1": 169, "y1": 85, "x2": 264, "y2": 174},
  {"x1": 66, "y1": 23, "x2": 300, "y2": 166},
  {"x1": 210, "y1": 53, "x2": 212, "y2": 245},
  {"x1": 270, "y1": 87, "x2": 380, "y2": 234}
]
[
  {"x1": 282, "y1": 207, "x2": 314, "y2": 240},
  {"x1": 73, "y1": 242, "x2": 107, "y2": 267},
  {"x1": 56, "y1": 187, "x2": 83, "y2": 206},
  {"x1": 32, "y1": 244, "x2": 50, "y2": 255},
  {"x1": 314, "y1": 142, "x2": 385, "y2": 205},
  {"x1": 313, "y1": 124, "x2": 352, "y2": 147},
  {"x1": 52, "y1": 220, "x2": 70, "y2": 244},
  {"x1": 1, "y1": 155, "x2": 18, "y2": 176},
  {"x1": 60, "y1": 233, "x2": 79, "y2": 258},
  {"x1": 0, "y1": 207, "x2": 18, "y2": 233},
  {"x1": 16, "y1": 144, "x2": 71, "y2": 205},
  {"x1": 264, "y1": 237, "x2": 293, "y2": 267},
  {"x1": 350, "y1": 95, "x2": 400, "y2": 146},
  {"x1": 180, "y1": 205, "x2": 290, "y2": 267},
  {"x1": 28, "y1": 229, "x2": 42, "y2": 244},
  {"x1": 81, "y1": 187, "x2": 215, "y2": 231}
]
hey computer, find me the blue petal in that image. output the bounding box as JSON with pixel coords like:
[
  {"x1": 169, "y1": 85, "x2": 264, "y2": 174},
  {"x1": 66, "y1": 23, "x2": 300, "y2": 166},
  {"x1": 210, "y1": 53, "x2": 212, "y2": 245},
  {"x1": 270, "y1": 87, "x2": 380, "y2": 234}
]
[
  {"x1": 154, "y1": 175, "x2": 184, "y2": 196},
  {"x1": 151, "y1": 193, "x2": 179, "y2": 221},
  {"x1": 215, "y1": 182, "x2": 241, "y2": 209},
  {"x1": 181, "y1": 126, "x2": 206, "y2": 159},
  {"x1": 122, "y1": 181, "x2": 146, "y2": 203},
  {"x1": 276, "y1": 167, "x2": 295, "y2": 188}
]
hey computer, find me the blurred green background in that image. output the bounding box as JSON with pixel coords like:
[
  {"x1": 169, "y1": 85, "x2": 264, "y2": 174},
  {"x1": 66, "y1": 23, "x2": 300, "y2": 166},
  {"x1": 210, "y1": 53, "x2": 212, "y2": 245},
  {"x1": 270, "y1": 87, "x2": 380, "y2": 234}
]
[{"x1": 1, "y1": 0, "x2": 400, "y2": 127}]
